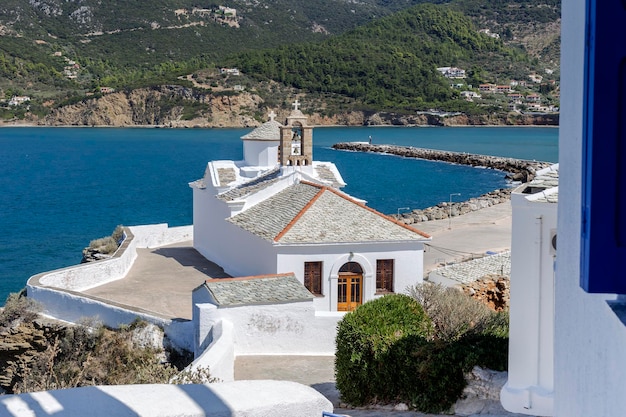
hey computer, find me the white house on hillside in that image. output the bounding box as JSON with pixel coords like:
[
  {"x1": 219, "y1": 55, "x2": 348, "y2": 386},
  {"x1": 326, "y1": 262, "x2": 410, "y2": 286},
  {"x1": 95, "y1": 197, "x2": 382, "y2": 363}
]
[{"x1": 189, "y1": 101, "x2": 431, "y2": 313}]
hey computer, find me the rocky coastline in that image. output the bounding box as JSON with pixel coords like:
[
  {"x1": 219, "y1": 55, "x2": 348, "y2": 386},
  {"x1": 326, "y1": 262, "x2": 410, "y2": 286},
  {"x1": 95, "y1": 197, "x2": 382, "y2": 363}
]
[{"x1": 331, "y1": 142, "x2": 552, "y2": 224}]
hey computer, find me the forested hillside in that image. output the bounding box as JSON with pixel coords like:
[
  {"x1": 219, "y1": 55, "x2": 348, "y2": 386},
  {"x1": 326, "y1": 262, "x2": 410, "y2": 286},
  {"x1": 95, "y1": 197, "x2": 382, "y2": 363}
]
[
  {"x1": 0, "y1": 0, "x2": 560, "y2": 124},
  {"x1": 231, "y1": 4, "x2": 523, "y2": 111}
]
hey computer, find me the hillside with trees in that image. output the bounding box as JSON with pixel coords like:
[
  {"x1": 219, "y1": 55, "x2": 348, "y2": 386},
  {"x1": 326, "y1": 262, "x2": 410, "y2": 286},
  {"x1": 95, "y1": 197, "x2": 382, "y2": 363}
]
[{"x1": 0, "y1": 0, "x2": 560, "y2": 124}]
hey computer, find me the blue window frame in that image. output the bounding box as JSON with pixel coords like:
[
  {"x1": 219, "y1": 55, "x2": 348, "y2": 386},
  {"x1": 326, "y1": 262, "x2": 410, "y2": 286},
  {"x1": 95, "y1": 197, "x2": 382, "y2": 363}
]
[{"x1": 581, "y1": 0, "x2": 626, "y2": 293}]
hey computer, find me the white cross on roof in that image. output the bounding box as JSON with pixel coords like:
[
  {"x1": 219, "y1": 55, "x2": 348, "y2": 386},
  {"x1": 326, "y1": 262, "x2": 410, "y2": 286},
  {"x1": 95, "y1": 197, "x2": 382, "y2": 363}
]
[
  {"x1": 268, "y1": 110, "x2": 277, "y2": 121},
  {"x1": 292, "y1": 99, "x2": 300, "y2": 111}
]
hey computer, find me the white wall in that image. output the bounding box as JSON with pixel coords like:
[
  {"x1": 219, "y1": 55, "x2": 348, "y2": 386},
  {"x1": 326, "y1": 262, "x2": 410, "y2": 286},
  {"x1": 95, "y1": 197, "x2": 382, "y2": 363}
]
[
  {"x1": 27, "y1": 224, "x2": 195, "y2": 352},
  {"x1": 277, "y1": 242, "x2": 424, "y2": 311},
  {"x1": 32, "y1": 224, "x2": 192, "y2": 292},
  {"x1": 0, "y1": 380, "x2": 333, "y2": 417},
  {"x1": 192, "y1": 186, "x2": 278, "y2": 278},
  {"x1": 197, "y1": 300, "x2": 341, "y2": 355},
  {"x1": 243, "y1": 139, "x2": 279, "y2": 167},
  {"x1": 554, "y1": 1, "x2": 626, "y2": 416},
  {"x1": 501, "y1": 189, "x2": 557, "y2": 416}
]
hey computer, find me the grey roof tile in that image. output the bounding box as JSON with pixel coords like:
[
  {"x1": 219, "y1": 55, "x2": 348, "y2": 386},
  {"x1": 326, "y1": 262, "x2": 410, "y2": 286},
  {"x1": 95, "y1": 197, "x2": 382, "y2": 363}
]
[
  {"x1": 217, "y1": 168, "x2": 282, "y2": 201},
  {"x1": 205, "y1": 274, "x2": 314, "y2": 306},
  {"x1": 314, "y1": 164, "x2": 343, "y2": 188},
  {"x1": 227, "y1": 181, "x2": 430, "y2": 244},
  {"x1": 227, "y1": 182, "x2": 320, "y2": 240},
  {"x1": 241, "y1": 120, "x2": 282, "y2": 141},
  {"x1": 217, "y1": 168, "x2": 237, "y2": 187}
]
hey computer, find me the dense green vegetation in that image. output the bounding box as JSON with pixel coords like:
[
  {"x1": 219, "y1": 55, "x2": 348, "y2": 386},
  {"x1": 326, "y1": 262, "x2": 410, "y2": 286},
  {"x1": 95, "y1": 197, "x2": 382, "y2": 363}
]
[
  {"x1": 335, "y1": 286, "x2": 508, "y2": 413},
  {"x1": 231, "y1": 4, "x2": 526, "y2": 111},
  {"x1": 0, "y1": 0, "x2": 560, "y2": 121}
]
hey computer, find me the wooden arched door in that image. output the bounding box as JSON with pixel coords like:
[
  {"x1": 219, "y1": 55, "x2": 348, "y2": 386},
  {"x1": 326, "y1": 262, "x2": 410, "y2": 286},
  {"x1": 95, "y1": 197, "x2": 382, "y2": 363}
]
[{"x1": 337, "y1": 262, "x2": 363, "y2": 312}]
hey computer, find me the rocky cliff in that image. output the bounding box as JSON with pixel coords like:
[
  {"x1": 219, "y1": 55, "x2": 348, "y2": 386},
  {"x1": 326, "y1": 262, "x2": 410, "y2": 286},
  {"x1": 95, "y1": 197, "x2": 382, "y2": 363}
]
[
  {"x1": 44, "y1": 86, "x2": 263, "y2": 128},
  {"x1": 32, "y1": 85, "x2": 559, "y2": 128}
]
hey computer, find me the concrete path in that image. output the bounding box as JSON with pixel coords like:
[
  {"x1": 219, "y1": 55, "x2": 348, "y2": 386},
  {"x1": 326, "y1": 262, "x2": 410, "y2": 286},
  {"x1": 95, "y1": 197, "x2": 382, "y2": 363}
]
[
  {"x1": 84, "y1": 243, "x2": 230, "y2": 320},
  {"x1": 417, "y1": 201, "x2": 512, "y2": 276},
  {"x1": 234, "y1": 355, "x2": 531, "y2": 417}
]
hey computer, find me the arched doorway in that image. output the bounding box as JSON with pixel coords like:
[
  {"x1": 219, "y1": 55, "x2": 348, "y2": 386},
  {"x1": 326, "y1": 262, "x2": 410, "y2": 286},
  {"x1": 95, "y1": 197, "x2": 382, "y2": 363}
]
[{"x1": 337, "y1": 262, "x2": 363, "y2": 312}]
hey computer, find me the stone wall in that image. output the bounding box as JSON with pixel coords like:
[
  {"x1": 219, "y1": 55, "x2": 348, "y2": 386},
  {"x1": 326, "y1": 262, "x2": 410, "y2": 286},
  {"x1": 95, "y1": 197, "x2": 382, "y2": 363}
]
[
  {"x1": 393, "y1": 188, "x2": 512, "y2": 224},
  {"x1": 332, "y1": 142, "x2": 551, "y2": 182}
]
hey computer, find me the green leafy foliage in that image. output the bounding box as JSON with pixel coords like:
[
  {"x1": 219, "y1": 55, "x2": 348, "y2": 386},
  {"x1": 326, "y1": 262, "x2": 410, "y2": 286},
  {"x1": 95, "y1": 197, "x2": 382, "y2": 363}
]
[
  {"x1": 335, "y1": 288, "x2": 509, "y2": 413},
  {"x1": 335, "y1": 294, "x2": 433, "y2": 406},
  {"x1": 231, "y1": 4, "x2": 518, "y2": 111}
]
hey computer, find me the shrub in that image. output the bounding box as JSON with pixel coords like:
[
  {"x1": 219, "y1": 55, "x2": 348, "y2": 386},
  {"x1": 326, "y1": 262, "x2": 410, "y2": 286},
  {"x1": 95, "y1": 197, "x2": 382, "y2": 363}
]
[
  {"x1": 335, "y1": 294, "x2": 432, "y2": 406},
  {"x1": 0, "y1": 291, "x2": 41, "y2": 331},
  {"x1": 335, "y1": 287, "x2": 509, "y2": 414},
  {"x1": 407, "y1": 283, "x2": 501, "y2": 341}
]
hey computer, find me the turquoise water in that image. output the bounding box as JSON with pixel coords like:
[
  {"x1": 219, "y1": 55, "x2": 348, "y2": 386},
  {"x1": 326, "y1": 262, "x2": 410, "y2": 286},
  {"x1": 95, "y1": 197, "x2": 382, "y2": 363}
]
[{"x1": 0, "y1": 126, "x2": 557, "y2": 301}]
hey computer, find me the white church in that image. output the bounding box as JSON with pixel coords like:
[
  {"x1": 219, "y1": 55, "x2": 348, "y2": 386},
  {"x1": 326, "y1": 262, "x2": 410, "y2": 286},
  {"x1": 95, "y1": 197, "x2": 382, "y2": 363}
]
[{"x1": 189, "y1": 100, "x2": 431, "y2": 313}]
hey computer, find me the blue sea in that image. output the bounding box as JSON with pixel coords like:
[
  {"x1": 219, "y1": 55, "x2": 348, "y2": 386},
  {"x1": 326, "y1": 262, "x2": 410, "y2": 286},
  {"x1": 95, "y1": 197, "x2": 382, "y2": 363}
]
[{"x1": 0, "y1": 126, "x2": 558, "y2": 303}]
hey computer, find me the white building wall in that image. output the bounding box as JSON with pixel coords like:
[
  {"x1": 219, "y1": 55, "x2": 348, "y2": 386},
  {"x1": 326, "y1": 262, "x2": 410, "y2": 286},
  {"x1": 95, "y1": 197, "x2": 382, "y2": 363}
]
[
  {"x1": 554, "y1": 1, "x2": 626, "y2": 416},
  {"x1": 192, "y1": 187, "x2": 277, "y2": 277},
  {"x1": 501, "y1": 190, "x2": 556, "y2": 416},
  {"x1": 197, "y1": 300, "x2": 340, "y2": 355},
  {"x1": 243, "y1": 140, "x2": 279, "y2": 167},
  {"x1": 276, "y1": 243, "x2": 424, "y2": 312}
]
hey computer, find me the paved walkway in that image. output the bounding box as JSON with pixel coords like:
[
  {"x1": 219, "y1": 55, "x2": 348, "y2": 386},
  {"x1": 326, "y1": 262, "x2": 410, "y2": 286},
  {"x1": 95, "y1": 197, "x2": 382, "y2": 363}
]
[
  {"x1": 235, "y1": 355, "x2": 530, "y2": 417},
  {"x1": 84, "y1": 243, "x2": 230, "y2": 320},
  {"x1": 418, "y1": 201, "x2": 512, "y2": 276}
]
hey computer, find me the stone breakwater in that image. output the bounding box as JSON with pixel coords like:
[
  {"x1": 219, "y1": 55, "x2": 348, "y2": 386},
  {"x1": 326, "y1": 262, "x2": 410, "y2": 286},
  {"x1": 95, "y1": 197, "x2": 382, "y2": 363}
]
[
  {"x1": 332, "y1": 142, "x2": 551, "y2": 223},
  {"x1": 332, "y1": 142, "x2": 551, "y2": 182},
  {"x1": 393, "y1": 188, "x2": 511, "y2": 224}
]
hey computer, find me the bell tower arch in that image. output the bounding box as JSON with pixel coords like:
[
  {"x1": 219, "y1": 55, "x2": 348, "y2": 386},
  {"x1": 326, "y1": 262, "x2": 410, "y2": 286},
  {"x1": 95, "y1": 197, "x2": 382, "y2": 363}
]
[{"x1": 280, "y1": 99, "x2": 313, "y2": 166}]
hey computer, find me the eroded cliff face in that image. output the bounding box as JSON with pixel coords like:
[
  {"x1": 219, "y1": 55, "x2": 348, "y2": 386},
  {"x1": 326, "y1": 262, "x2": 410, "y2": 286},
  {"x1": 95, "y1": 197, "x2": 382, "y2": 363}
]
[
  {"x1": 44, "y1": 86, "x2": 263, "y2": 128},
  {"x1": 34, "y1": 86, "x2": 558, "y2": 128}
]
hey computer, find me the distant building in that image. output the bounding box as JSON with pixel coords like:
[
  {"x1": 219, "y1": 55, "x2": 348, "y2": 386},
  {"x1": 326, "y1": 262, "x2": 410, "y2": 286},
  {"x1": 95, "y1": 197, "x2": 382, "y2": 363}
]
[
  {"x1": 496, "y1": 85, "x2": 513, "y2": 94},
  {"x1": 220, "y1": 68, "x2": 240, "y2": 76},
  {"x1": 436, "y1": 67, "x2": 466, "y2": 78},
  {"x1": 8, "y1": 96, "x2": 30, "y2": 106},
  {"x1": 99, "y1": 87, "x2": 115, "y2": 94},
  {"x1": 479, "y1": 83, "x2": 496, "y2": 93}
]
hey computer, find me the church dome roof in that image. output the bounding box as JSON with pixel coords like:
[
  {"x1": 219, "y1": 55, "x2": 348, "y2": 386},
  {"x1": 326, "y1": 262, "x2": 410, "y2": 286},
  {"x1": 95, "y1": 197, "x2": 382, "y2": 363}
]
[{"x1": 241, "y1": 119, "x2": 282, "y2": 141}]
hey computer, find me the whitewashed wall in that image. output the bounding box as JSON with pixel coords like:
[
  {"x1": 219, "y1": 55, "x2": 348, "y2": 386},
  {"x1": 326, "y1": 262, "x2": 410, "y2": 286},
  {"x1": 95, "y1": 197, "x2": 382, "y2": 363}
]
[
  {"x1": 0, "y1": 380, "x2": 333, "y2": 417},
  {"x1": 33, "y1": 224, "x2": 191, "y2": 292},
  {"x1": 501, "y1": 187, "x2": 557, "y2": 416},
  {"x1": 554, "y1": 1, "x2": 626, "y2": 416},
  {"x1": 196, "y1": 300, "x2": 341, "y2": 356},
  {"x1": 27, "y1": 224, "x2": 195, "y2": 352},
  {"x1": 243, "y1": 139, "x2": 279, "y2": 167},
  {"x1": 277, "y1": 243, "x2": 425, "y2": 311}
]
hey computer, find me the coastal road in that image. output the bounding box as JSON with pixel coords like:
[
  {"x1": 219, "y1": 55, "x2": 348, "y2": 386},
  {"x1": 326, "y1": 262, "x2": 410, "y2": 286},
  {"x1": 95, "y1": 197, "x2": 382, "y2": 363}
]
[{"x1": 415, "y1": 201, "x2": 512, "y2": 277}]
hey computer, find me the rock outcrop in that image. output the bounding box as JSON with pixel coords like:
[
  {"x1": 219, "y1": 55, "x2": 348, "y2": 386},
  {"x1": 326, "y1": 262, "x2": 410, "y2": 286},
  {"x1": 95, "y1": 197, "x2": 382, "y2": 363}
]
[
  {"x1": 24, "y1": 84, "x2": 559, "y2": 127},
  {"x1": 462, "y1": 275, "x2": 510, "y2": 311},
  {"x1": 44, "y1": 86, "x2": 263, "y2": 128}
]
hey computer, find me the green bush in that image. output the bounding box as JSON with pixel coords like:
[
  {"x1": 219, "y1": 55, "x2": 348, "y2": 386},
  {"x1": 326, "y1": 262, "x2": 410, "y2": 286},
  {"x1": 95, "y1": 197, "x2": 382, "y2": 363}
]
[
  {"x1": 335, "y1": 294, "x2": 432, "y2": 406},
  {"x1": 335, "y1": 288, "x2": 509, "y2": 413}
]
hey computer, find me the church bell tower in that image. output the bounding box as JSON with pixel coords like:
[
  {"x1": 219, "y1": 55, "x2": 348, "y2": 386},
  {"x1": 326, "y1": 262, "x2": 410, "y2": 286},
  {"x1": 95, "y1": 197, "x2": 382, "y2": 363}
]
[{"x1": 279, "y1": 99, "x2": 313, "y2": 166}]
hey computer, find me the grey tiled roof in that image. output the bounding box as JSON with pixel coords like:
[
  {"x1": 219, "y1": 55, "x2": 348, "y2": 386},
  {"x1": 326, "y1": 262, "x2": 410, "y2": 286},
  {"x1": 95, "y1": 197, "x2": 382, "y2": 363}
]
[
  {"x1": 535, "y1": 190, "x2": 559, "y2": 203},
  {"x1": 314, "y1": 164, "x2": 343, "y2": 188},
  {"x1": 241, "y1": 120, "x2": 282, "y2": 141},
  {"x1": 228, "y1": 182, "x2": 320, "y2": 240},
  {"x1": 205, "y1": 274, "x2": 314, "y2": 306},
  {"x1": 217, "y1": 168, "x2": 237, "y2": 187},
  {"x1": 433, "y1": 251, "x2": 511, "y2": 284},
  {"x1": 217, "y1": 168, "x2": 282, "y2": 202},
  {"x1": 528, "y1": 169, "x2": 559, "y2": 190},
  {"x1": 228, "y1": 181, "x2": 430, "y2": 244}
]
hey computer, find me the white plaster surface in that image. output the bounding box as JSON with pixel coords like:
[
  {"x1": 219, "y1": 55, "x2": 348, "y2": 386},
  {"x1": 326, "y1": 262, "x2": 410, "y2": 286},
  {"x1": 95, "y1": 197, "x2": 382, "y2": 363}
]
[
  {"x1": 0, "y1": 380, "x2": 333, "y2": 417},
  {"x1": 197, "y1": 300, "x2": 340, "y2": 355},
  {"x1": 553, "y1": 1, "x2": 626, "y2": 416},
  {"x1": 501, "y1": 185, "x2": 556, "y2": 416}
]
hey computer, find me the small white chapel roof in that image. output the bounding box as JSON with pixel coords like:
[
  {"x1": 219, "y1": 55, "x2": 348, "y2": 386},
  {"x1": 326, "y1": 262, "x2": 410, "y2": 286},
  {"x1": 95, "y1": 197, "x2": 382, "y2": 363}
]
[
  {"x1": 228, "y1": 181, "x2": 430, "y2": 244},
  {"x1": 241, "y1": 119, "x2": 282, "y2": 141},
  {"x1": 200, "y1": 273, "x2": 314, "y2": 306}
]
